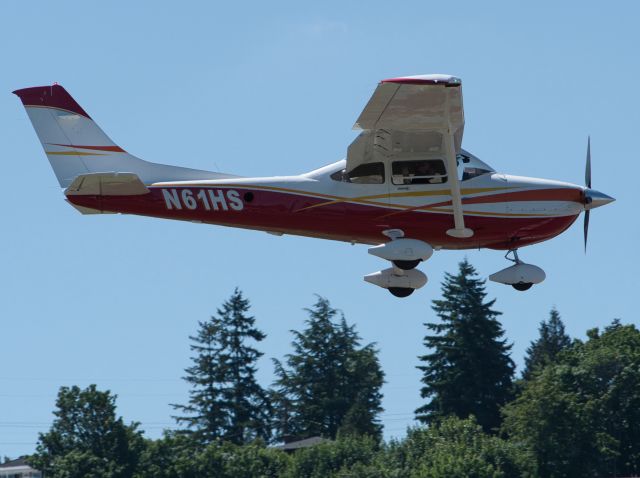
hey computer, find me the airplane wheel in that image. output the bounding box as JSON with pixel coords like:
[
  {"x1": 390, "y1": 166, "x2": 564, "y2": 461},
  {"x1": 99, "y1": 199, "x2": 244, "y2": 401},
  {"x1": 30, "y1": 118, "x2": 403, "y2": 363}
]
[
  {"x1": 389, "y1": 287, "x2": 414, "y2": 298},
  {"x1": 512, "y1": 282, "x2": 533, "y2": 291},
  {"x1": 392, "y1": 259, "x2": 421, "y2": 270}
]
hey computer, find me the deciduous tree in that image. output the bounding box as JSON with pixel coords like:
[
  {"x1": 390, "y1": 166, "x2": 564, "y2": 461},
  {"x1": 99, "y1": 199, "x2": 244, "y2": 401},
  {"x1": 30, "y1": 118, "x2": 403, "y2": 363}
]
[
  {"x1": 29, "y1": 385, "x2": 143, "y2": 478},
  {"x1": 503, "y1": 320, "x2": 640, "y2": 478}
]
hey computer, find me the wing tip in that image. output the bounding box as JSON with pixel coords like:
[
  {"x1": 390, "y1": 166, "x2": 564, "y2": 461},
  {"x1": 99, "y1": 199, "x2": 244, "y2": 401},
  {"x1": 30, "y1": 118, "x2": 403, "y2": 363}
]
[{"x1": 381, "y1": 74, "x2": 461, "y2": 87}]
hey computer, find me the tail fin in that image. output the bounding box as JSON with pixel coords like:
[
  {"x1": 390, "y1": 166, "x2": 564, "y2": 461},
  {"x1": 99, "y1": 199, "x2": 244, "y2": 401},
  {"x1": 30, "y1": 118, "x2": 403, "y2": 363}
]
[{"x1": 13, "y1": 84, "x2": 236, "y2": 187}]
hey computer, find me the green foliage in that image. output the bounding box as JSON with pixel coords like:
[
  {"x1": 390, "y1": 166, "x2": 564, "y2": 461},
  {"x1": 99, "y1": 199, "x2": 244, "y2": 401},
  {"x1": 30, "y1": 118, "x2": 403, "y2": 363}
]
[
  {"x1": 27, "y1": 285, "x2": 640, "y2": 478},
  {"x1": 29, "y1": 385, "x2": 143, "y2": 478},
  {"x1": 272, "y1": 296, "x2": 384, "y2": 440},
  {"x1": 385, "y1": 416, "x2": 535, "y2": 478},
  {"x1": 416, "y1": 259, "x2": 514, "y2": 432},
  {"x1": 502, "y1": 320, "x2": 640, "y2": 477},
  {"x1": 195, "y1": 441, "x2": 289, "y2": 478},
  {"x1": 522, "y1": 307, "x2": 571, "y2": 380},
  {"x1": 135, "y1": 435, "x2": 288, "y2": 478},
  {"x1": 172, "y1": 288, "x2": 271, "y2": 445},
  {"x1": 283, "y1": 434, "x2": 380, "y2": 478},
  {"x1": 134, "y1": 433, "x2": 200, "y2": 478},
  {"x1": 133, "y1": 419, "x2": 535, "y2": 478}
]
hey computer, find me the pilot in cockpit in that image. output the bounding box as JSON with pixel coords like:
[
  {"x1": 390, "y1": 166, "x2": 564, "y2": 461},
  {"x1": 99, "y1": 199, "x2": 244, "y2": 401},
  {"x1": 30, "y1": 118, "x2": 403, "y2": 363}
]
[{"x1": 416, "y1": 162, "x2": 443, "y2": 184}]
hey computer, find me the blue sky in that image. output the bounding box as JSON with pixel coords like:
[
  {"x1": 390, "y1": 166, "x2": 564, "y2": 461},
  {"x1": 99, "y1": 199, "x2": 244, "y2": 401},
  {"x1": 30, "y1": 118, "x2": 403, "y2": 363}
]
[{"x1": 1, "y1": 0, "x2": 637, "y2": 458}]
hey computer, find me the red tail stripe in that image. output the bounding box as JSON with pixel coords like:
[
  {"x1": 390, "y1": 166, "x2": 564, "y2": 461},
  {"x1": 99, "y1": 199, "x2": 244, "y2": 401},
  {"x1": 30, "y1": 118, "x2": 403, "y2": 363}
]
[
  {"x1": 12, "y1": 84, "x2": 91, "y2": 119},
  {"x1": 50, "y1": 143, "x2": 125, "y2": 153}
]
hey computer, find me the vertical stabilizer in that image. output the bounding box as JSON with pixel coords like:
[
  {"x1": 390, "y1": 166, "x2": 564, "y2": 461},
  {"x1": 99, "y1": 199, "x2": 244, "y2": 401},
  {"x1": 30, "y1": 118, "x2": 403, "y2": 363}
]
[{"x1": 14, "y1": 84, "x2": 237, "y2": 187}]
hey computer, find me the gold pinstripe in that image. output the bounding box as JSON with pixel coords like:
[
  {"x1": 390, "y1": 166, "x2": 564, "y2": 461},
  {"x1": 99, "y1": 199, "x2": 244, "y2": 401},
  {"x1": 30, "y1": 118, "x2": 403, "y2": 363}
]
[{"x1": 46, "y1": 151, "x2": 107, "y2": 156}]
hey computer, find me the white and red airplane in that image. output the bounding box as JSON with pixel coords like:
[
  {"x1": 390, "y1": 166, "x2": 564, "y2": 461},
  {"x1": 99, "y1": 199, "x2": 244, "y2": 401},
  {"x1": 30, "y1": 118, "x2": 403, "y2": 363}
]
[{"x1": 14, "y1": 75, "x2": 614, "y2": 297}]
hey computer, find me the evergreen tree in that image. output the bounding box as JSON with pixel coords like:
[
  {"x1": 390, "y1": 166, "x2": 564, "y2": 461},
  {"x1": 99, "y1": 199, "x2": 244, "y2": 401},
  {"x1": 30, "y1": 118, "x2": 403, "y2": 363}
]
[
  {"x1": 172, "y1": 288, "x2": 270, "y2": 445},
  {"x1": 416, "y1": 259, "x2": 514, "y2": 432},
  {"x1": 29, "y1": 385, "x2": 143, "y2": 478},
  {"x1": 272, "y1": 297, "x2": 384, "y2": 441},
  {"x1": 521, "y1": 307, "x2": 571, "y2": 380}
]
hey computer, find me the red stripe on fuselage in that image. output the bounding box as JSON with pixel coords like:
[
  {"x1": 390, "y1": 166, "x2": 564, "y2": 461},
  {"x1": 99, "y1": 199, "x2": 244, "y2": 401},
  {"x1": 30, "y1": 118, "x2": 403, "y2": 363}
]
[
  {"x1": 66, "y1": 186, "x2": 579, "y2": 250},
  {"x1": 426, "y1": 188, "x2": 583, "y2": 209}
]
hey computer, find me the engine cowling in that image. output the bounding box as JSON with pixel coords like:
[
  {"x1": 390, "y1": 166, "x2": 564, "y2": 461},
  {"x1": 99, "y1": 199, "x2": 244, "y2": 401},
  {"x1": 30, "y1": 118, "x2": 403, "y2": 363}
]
[
  {"x1": 489, "y1": 263, "x2": 546, "y2": 286},
  {"x1": 368, "y1": 239, "x2": 434, "y2": 262},
  {"x1": 364, "y1": 267, "x2": 428, "y2": 290}
]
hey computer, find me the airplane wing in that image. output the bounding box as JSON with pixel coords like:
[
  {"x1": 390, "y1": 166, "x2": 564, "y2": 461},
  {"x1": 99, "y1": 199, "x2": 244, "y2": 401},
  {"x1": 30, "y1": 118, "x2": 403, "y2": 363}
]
[
  {"x1": 348, "y1": 74, "x2": 464, "y2": 170},
  {"x1": 353, "y1": 74, "x2": 464, "y2": 136},
  {"x1": 348, "y1": 74, "x2": 472, "y2": 238}
]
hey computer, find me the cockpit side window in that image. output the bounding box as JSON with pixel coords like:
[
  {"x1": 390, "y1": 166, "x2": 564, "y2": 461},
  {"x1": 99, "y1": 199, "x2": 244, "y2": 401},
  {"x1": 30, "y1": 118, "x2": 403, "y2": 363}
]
[
  {"x1": 457, "y1": 153, "x2": 494, "y2": 181},
  {"x1": 391, "y1": 159, "x2": 447, "y2": 185},
  {"x1": 330, "y1": 162, "x2": 385, "y2": 184},
  {"x1": 462, "y1": 167, "x2": 493, "y2": 180}
]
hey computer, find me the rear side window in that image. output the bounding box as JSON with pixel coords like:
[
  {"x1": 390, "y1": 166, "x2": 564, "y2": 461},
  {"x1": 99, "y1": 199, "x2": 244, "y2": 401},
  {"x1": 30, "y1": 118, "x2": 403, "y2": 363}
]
[
  {"x1": 391, "y1": 160, "x2": 447, "y2": 185},
  {"x1": 331, "y1": 162, "x2": 385, "y2": 184}
]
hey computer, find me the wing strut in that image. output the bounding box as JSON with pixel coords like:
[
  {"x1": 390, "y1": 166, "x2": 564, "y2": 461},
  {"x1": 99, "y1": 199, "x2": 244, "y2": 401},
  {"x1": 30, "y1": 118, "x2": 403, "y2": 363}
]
[{"x1": 443, "y1": 90, "x2": 473, "y2": 239}]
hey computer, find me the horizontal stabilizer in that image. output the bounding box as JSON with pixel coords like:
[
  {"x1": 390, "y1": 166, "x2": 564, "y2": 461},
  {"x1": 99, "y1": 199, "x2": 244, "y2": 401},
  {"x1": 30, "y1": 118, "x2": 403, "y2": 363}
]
[
  {"x1": 65, "y1": 201, "x2": 115, "y2": 215},
  {"x1": 65, "y1": 172, "x2": 150, "y2": 196}
]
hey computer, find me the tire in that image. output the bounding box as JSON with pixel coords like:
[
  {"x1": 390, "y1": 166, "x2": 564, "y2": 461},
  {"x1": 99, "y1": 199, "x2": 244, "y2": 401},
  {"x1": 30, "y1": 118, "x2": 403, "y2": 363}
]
[
  {"x1": 512, "y1": 282, "x2": 533, "y2": 291},
  {"x1": 389, "y1": 287, "x2": 414, "y2": 298},
  {"x1": 392, "y1": 259, "x2": 422, "y2": 270}
]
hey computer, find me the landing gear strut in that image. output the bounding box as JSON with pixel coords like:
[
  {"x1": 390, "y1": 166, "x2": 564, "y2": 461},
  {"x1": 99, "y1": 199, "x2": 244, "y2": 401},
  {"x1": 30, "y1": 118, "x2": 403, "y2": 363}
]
[{"x1": 505, "y1": 250, "x2": 533, "y2": 291}]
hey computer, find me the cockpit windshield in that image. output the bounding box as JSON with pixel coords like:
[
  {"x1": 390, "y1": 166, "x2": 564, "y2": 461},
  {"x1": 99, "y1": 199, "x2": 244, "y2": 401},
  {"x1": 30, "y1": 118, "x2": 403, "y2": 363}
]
[{"x1": 457, "y1": 150, "x2": 495, "y2": 181}]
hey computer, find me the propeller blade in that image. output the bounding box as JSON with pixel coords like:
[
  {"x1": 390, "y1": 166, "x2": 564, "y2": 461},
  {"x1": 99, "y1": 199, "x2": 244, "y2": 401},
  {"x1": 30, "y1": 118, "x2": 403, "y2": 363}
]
[
  {"x1": 584, "y1": 210, "x2": 590, "y2": 253},
  {"x1": 585, "y1": 136, "x2": 592, "y2": 188}
]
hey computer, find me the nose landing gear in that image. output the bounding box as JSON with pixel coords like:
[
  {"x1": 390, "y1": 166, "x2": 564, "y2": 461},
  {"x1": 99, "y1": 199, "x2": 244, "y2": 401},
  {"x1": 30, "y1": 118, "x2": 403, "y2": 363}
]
[{"x1": 489, "y1": 249, "x2": 546, "y2": 292}]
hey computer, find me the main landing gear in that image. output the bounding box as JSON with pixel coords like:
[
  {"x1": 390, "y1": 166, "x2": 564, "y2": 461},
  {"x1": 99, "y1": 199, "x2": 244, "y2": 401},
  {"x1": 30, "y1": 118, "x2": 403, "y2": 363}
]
[
  {"x1": 489, "y1": 249, "x2": 546, "y2": 292},
  {"x1": 388, "y1": 286, "x2": 416, "y2": 298},
  {"x1": 392, "y1": 259, "x2": 422, "y2": 271},
  {"x1": 364, "y1": 229, "x2": 432, "y2": 298},
  {"x1": 364, "y1": 231, "x2": 547, "y2": 296},
  {"x1": 512, "y1": 282, "x2": 533, "y2": 291}
]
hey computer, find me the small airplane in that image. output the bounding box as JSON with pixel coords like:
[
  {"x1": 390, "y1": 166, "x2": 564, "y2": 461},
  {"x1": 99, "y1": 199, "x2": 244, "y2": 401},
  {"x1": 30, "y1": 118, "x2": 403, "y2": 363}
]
[{"x1": 14, "y1": 75, "x2": 614, "y2": 297}]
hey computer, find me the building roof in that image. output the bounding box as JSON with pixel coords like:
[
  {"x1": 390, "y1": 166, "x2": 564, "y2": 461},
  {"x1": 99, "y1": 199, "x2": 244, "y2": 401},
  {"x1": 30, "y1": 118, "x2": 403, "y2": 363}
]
[
  {"x1": 0, "y1": 457, "x2": 28, "y2": 468},
  {"x1": 0, "y1": 456, "x2": 39, "y2": 471},
  {"x1": 275, "y1": 436, "x2": 330, "y2": 451}
]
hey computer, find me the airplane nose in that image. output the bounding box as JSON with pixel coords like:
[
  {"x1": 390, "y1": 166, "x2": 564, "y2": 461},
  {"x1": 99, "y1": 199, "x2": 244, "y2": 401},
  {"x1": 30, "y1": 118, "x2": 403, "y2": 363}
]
[{"x1": 584, "y1": 188, "x2": 615, "y2": 210}]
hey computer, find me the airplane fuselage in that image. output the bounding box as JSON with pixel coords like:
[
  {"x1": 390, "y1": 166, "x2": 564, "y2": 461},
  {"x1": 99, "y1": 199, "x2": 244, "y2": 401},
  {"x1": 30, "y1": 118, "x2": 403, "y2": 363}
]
[{"x1": 66, "y1": 160, "x2": 585, "y2": 250}]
